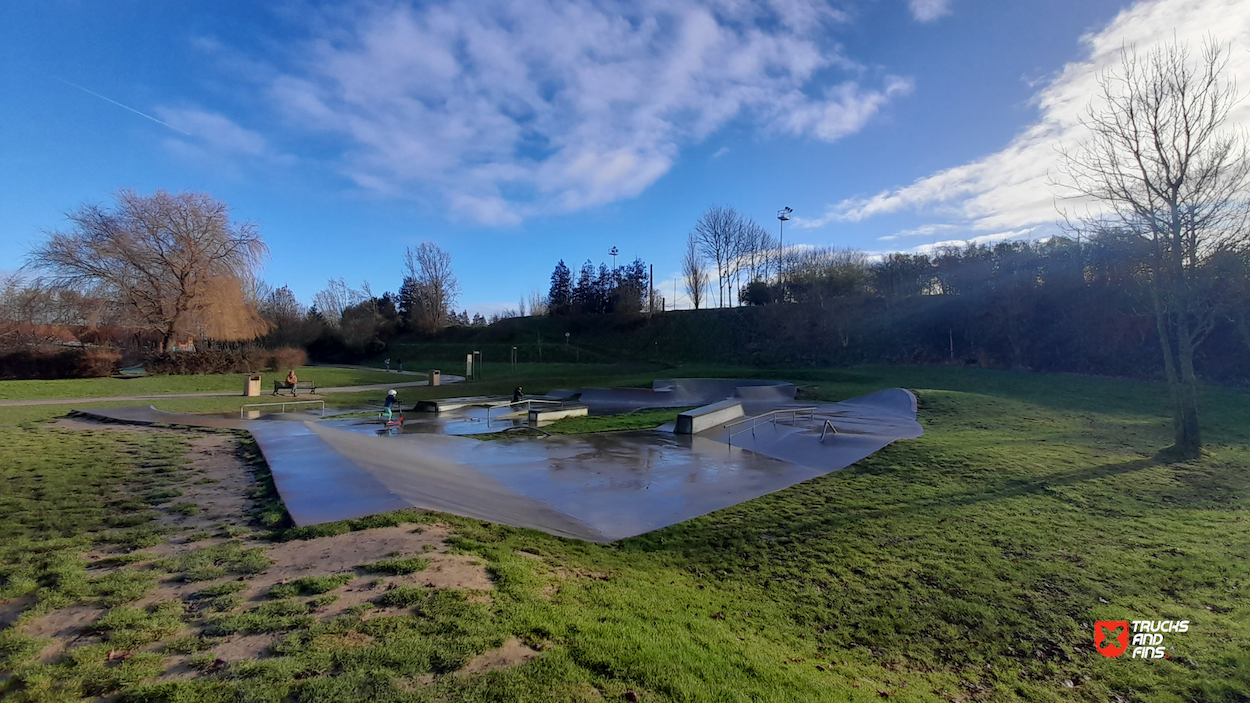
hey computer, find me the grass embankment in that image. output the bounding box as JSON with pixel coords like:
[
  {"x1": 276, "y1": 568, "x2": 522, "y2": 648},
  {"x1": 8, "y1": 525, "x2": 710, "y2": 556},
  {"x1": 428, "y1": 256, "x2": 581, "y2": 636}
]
[
  {"x1": 543, "y1": 407, "x2": 694, "y2": 434},
  {"x1": 0, "y1": 366, "x2": 1247, "y2": 701},
  {"x1": 0, "y1": 365, "x2": 414, "y2": 401}
]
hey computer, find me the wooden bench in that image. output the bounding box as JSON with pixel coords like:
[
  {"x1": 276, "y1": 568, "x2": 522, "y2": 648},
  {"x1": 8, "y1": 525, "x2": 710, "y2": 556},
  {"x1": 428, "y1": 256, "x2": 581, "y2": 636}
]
[{"x1": 274, "y1": 380, "x2": 317, "y2": 396}]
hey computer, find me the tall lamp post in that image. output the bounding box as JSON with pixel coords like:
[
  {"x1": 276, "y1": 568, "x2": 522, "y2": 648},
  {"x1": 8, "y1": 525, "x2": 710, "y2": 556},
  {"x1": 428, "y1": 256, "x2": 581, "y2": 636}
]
[
  {"x1": 777, "y1": 207, "x2": 792, "y2": 284},
  {"x1": 609, "y1": 246, "x2": 619, "y2": 271}
]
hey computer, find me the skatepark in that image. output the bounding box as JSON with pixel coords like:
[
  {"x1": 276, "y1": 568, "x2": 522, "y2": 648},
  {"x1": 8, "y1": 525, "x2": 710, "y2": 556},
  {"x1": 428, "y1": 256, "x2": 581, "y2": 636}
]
[{"x1": 80, "y1": 379, "x2": 923, "y2": 542}]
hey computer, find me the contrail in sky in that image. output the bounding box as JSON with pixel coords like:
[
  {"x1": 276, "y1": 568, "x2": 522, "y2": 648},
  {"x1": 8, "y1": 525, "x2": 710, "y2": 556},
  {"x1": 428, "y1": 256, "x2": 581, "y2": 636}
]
[{"x1": 56, "y1": 78, "x2": 191, "y2": 135}]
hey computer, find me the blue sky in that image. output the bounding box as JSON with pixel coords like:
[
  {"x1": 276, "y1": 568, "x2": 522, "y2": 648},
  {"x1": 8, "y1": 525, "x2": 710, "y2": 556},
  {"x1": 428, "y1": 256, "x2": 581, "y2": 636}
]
[{"x1": 3, "y1": 0, "x2": 1248, "y2": 314}]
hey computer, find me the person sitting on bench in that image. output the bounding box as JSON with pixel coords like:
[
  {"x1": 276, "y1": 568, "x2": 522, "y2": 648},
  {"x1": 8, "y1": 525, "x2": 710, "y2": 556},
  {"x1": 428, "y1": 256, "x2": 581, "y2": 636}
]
[
  {"x1": 382, "y1": 389, "x2": 399, "y2": 422},
  {"x1": 286, "y1": 369, "x2": 298, "y2": 387}
]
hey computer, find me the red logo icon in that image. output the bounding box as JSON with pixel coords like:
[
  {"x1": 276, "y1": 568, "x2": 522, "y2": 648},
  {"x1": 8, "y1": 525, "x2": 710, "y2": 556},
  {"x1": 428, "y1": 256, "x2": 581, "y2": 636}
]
[{"x1": 1094, "y1": 620, "x2": 1129, "y2": 658}]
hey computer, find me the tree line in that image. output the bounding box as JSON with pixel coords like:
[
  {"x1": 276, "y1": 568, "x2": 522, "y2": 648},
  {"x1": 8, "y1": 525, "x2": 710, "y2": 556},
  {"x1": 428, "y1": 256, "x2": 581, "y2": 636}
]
[{"x1": 547, "y1": 257, "x2": 653, "y2": 316}]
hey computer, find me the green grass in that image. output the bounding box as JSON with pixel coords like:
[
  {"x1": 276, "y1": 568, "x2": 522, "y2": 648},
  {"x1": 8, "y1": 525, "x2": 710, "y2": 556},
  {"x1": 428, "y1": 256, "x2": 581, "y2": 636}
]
[
  {"x1": 0, "y1": 365, "x2": 414, "y2": 401},
  {"x1": 267, "y1": 574, "x2": 354, "y2": 598},
  {"x1": 544, "y1": 407, "x2": 694, "y2": 434},
  {"x1": 174, "y1": 542, "x2": 273, "y2": 582},
  {"x1": 0, "y1": 364, "x2": 1247, "y2": 702},
  {"x1": 360, "y1": 557, "x2": 432, "y2": 575}
]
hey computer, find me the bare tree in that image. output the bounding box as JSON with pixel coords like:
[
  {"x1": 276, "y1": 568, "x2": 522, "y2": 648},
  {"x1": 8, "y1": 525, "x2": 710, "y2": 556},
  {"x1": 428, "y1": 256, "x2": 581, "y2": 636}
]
[
  {"x1": 693, "y1": 205, "x2": 742, "y2": 307},
  {"x1": 1057, "y1": 39, "x2": 1250, "y2": 457},
  {"x1": 742, "y1": 219, "x2": 776, "y2": 282},
  {"x1": 28, "y1": 190, "x2": 268, "y2": 350},
  {"x1": 402, "y1": 242, "x2": 461, "y2": 334},
  {"x1": 313, "y1": 277, "x2": 367, "y2": 325},
  {"x1": 526, "y1": 289, "x2": 549, "y2": 316},
  {"x1": 681, "y1": 232, "x2": 708, "y2": 309}
]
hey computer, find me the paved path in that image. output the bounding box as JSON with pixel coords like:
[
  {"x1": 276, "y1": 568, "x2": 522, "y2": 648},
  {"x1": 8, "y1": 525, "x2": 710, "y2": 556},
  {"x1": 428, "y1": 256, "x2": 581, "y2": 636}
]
[{"x1": 0, "y1": 376, "x2": 465, "y2": 408}]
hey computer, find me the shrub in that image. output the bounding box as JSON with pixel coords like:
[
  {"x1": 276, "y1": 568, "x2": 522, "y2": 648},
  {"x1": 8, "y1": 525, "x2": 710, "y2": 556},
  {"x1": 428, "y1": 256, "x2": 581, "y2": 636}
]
[
  {"x1": 0, "y1": 347, "x2": 121, "y2": 379},
  {"x1": 143, "y1": 346, "x2": 309, "y2": 375},
  {"x1": 75, "y1": 348, "x2": 123, "y2": 377},
  {"x1": 265, "y1": 346, "x2": 307, "y2": 371},
  {"x1": 145, "y1": 348, "x2": 266, "y2": 375}
]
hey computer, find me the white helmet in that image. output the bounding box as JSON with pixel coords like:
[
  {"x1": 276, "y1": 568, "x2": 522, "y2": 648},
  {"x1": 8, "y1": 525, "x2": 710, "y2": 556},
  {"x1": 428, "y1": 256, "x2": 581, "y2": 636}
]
[{"x1": 388, "y1": 389, "x2": 397, "y2": 396}]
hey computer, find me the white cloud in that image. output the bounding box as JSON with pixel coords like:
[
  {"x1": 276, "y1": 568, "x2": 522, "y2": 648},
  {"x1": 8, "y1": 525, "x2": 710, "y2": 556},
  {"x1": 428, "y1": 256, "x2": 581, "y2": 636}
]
[
  {"x1": 711, "y1": 146, "x2": 730, "y2": 159},
  {"x1": 156, "y1": 107, "x2": 269, "y2": 156},
  {"x1": 267, "y1": 0, "x2": 909, "y2": 224},
  {"x1": 910, "y1": 228, "x2": 1036, "y2": 254},
  {"x1": 877, "y1": 223, "x2": 957, "y2": 241},
  {"x1": 807, "y1": 0, "x2": 1250, "y2": 235},
  {"x1": 909, "y1": 0, "x2": 951, "y2": 23},
  {"x1": 155, "y1": 106, "x2": 294, "y2": 171}
]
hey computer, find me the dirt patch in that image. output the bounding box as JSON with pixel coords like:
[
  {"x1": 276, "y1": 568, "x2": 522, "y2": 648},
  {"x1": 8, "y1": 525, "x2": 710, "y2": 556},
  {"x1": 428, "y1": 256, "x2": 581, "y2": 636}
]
[
  {"x1": 456, "y1": 637, "x2": 539, "y2": 675},
  {"x1": 0, "y1": 595, "x2": 35, "y2": 630},
  {"x1": 407, "y1": 553, "x2": 494, "y2": 590},
  {"x1": 24, "y1": 605, "x2": 107, "y2": 663},
  {"x1": 133, "y1": 578, "x2": 208, "y2": 609},
  {"x1": 156, "y1": 435, "x2": 255, "y2": 533},
  {"x1": 214, "y1": 633, "x2": 278, "y2": 661},
  {"x1": 24, "y1": 604, "x2": 104, "y2": 640},
  {"x1": 264, "y1": 524, "x2": 452, "y2": 575},
  {"x1": 159, "y1": 657, "x2": 197, "y2": 681}
]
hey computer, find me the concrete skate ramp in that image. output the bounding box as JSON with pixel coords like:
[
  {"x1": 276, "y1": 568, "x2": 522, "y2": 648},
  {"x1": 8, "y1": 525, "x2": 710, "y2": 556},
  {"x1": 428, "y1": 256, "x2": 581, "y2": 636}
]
[
  {"x1": 72, "y1": 384, "x2": 921, "y2": 543},
  {"x1": 567, "y1": 378, "x2": 796, "y2": 412},
  {"x1": 698, "y1": 389, "x2": 923, "y2": 473},
  {"x1": 305, "y1": 425, "x2": 607, "y2": 541},
  {"x1": 74, "y1": 405, "x2": 251, "y2": 429}
]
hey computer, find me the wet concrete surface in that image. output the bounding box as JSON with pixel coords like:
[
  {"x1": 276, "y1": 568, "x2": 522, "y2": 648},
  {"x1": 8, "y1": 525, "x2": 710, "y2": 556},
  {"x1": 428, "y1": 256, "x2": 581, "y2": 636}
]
[{"x1": 77, "y1": 383, "x2": 922, "y2": 542}]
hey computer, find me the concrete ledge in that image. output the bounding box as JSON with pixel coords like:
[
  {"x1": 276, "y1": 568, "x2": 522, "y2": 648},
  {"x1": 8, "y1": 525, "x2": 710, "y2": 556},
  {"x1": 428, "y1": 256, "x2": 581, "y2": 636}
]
[
  {"x1": 676, "y1": 399, "x2": 744, "y2": 434},
  {"x1": 529, "y1": 405, "x2": 589, "y2": 423},
  {"x1": 415, "y1": 396, "x2": 511, "y2": 413}
]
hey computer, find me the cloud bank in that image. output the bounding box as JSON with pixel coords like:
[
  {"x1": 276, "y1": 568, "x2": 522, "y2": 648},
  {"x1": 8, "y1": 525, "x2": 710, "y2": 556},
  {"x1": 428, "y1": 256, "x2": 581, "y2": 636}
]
[
  {"x1": 908, "y1": 0, "x2": 951, "y2": 23},
  {"x1": 801, "y1": 0, "x2": 1250, "y2": 240},
  {"x1": 267, "y1": 0, "x2": 911, "y2": 224}
]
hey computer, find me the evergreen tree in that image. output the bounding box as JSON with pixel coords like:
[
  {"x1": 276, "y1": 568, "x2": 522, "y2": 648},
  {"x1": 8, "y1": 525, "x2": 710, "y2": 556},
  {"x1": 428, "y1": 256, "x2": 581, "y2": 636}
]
[
  {"x1": 548, "y1": 260, "x2": 573, "y2": 315},
  {"x1": 573, "y1": 260, "x2": 596, "y2": 313}
]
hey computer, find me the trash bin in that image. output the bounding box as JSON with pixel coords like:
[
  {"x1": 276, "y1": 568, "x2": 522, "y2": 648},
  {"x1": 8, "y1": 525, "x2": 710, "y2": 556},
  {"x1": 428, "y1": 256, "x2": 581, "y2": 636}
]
[
  {"x1": 245, "y1": 375, "x2": 262, "y2": 397},
  {"x1": 429, "y1": 369, "x2": 441, "y2": 387}
]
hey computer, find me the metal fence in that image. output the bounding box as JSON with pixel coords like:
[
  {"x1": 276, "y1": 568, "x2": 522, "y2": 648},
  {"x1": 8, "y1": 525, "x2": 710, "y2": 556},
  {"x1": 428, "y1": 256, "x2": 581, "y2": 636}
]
[{"x1": 241, "y1": 400, "x2": 325, "y2": 419}]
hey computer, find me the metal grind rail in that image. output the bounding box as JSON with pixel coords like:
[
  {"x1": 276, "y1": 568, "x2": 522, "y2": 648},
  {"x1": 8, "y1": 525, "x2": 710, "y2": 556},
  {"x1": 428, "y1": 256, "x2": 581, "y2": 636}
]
[
  {"x1": 485, "y1": 398, "x2": 563, "y2": 423},
  {"x1": 725, "y1": 406, "x2": 818, "y2": 446},
  {"x1": 241, "y1": 400, "x2": 325, "y2": 419}
]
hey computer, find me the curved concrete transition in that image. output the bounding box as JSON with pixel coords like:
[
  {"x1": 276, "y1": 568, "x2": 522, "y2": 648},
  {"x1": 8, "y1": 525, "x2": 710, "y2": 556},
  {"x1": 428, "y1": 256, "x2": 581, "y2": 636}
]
[{"x1": 76, "y1": 380, "x2": 922, "y2": 543}]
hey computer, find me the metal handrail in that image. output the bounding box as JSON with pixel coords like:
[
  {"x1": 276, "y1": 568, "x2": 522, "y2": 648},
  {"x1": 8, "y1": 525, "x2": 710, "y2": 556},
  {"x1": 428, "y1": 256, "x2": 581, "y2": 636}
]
[
  {"x1": 485, "y1": 398, "x2": 562, "y2": 423},
  {"x1": 726, "y1": 406, "x2": 817, "y2": 446},
  {"x1": 820, "y1": 419, "x2": 839, "y2": 442},
  {"x1": 241, "y1": 400, "x2": 325, "y2": 419}
]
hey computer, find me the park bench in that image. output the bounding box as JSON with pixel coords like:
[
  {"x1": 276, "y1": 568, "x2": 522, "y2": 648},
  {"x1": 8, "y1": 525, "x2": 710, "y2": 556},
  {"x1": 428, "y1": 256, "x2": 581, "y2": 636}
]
[{"x1": 274, "y1": 380, "x2": 317, "y2": 396}]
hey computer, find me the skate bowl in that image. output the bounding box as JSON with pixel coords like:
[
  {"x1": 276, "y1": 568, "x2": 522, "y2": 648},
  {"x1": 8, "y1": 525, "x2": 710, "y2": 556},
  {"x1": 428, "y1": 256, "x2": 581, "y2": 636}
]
[{"x1": 76, "y1": 381, "x2": 922, "y2": 543}]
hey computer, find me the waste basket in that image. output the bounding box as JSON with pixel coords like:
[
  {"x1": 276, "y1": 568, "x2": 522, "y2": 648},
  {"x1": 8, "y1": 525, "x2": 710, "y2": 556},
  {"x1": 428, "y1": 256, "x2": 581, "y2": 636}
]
[
  {"x1": 245, "y1": 375, "x2": 262, "y2": 397},
  {"x1": 430, "y1": 369, "x2": 441, "y2": 387}
]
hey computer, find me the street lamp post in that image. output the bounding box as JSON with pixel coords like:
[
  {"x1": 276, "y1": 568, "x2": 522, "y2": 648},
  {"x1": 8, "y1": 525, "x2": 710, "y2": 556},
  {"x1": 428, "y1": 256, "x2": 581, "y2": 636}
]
[
  {"x1": 777, "y1": 207, "x2": 792, "y2": 285},
  {"x1": 609, "y1": 246, "x2": 619, "y2": 271}
]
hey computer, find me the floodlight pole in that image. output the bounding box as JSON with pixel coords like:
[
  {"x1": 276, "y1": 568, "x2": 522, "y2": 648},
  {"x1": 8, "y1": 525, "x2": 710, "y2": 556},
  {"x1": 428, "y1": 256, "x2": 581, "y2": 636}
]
[{"x1": 777, "y1": 207, "x2": 792, "y2": 286}]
